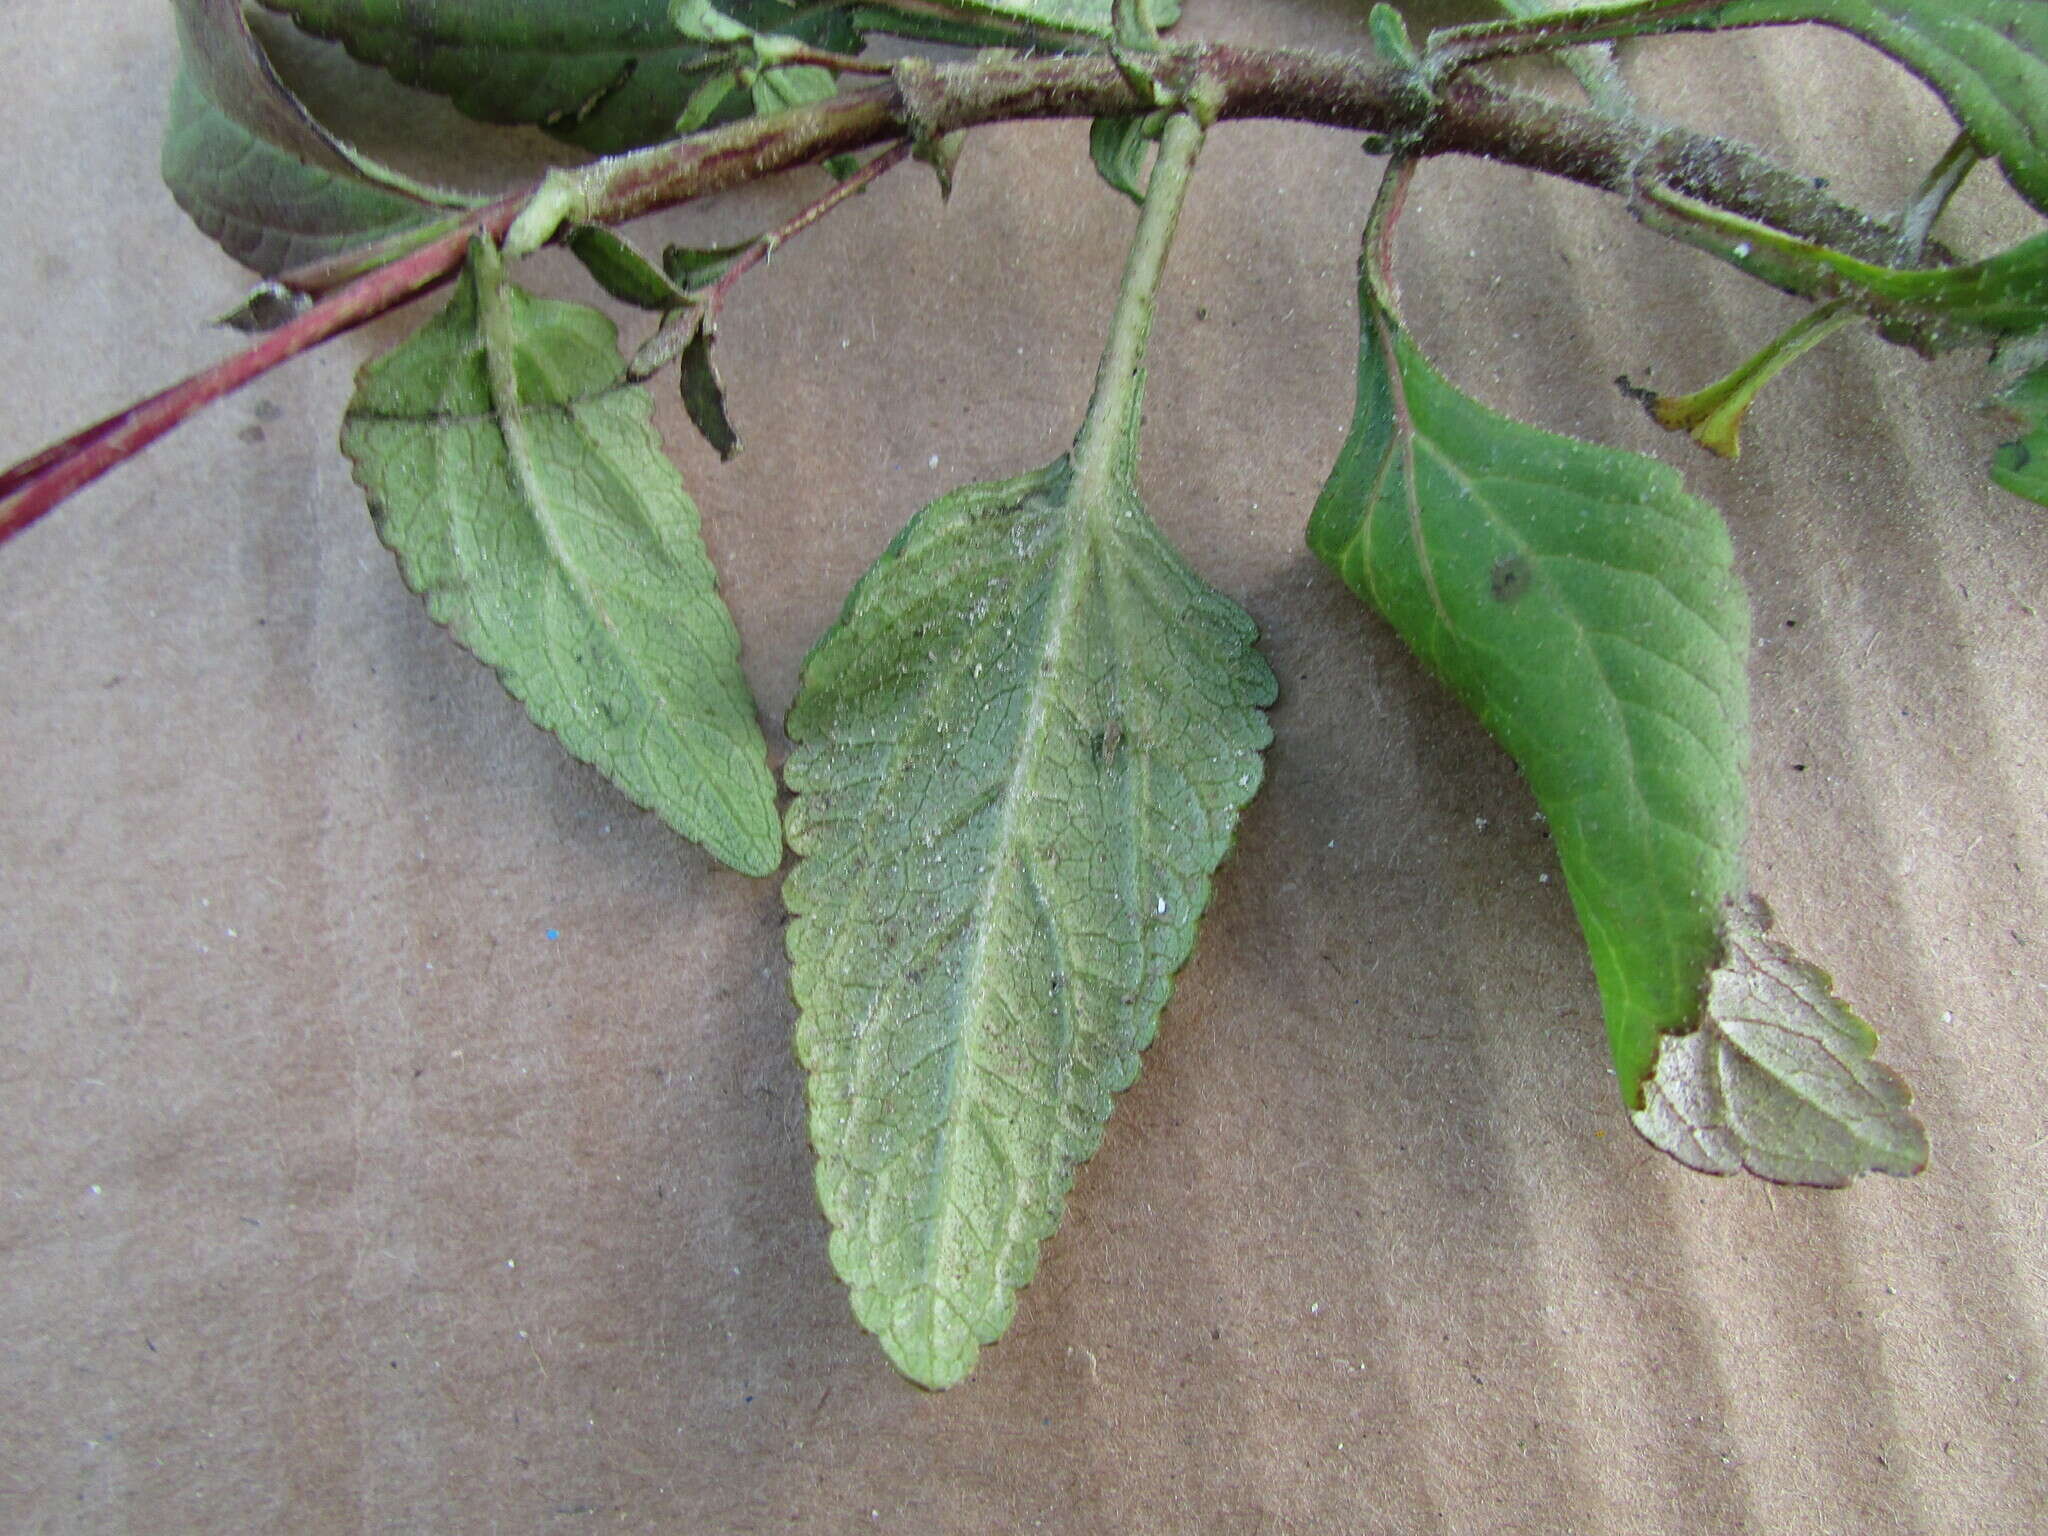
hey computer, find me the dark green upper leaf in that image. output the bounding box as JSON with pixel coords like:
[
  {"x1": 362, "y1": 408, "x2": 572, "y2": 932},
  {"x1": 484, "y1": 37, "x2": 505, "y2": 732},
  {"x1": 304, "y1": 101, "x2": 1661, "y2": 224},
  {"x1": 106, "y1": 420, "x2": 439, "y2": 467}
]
[
  {"x1": 162, "y1": 66, "x2": 449, "y2": 275},
  {"x1": 342, "y1": 238, "x2": 780, "y2": 876},
  {"x1": 1309, "y1": 253, "x2": 1751, "y2": 1099},
  {"x1": 1312, "y1": 174, "x2": 1922, "y2": 1185},
  {"x1": 164, "y1": 0, "x2": 465, "y2": 274},
  {"x1": 259, "y1": 0, "x2": 1171, "y2": 152},
  {"x1": 785, "y1": 451, "x2": 1273, "y2": 1388},
  {"x1": 261, "y1": 0, "x2": 860, "y2": 152},
  {"x1": 1633, "y1": 897, "x2": 1929, "y2": 1184}
]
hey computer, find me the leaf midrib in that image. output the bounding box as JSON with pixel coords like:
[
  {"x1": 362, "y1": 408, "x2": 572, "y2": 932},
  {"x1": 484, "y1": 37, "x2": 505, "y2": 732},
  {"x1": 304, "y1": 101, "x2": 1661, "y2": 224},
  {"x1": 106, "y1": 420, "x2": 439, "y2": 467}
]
[
  {"x1": 469, "y1": 268, "x2": 762, "y2": 864},
  {"x1": 905, "y1": 473, "x2": 1100, "y2": 1325}
]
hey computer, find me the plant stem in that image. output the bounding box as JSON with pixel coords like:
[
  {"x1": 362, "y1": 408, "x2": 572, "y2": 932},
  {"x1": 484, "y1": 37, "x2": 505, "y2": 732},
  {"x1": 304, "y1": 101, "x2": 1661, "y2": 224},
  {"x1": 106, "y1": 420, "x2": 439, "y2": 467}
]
[
  {"x1": 705, "y1": 139, "x2": 915, "y2": 315},
  {"x1": 0, "y1": 40, "x2": 1954, "y2": 543},
  {"x1": 1070, "y1": 108, "x2": 1206, "y2": 504}
]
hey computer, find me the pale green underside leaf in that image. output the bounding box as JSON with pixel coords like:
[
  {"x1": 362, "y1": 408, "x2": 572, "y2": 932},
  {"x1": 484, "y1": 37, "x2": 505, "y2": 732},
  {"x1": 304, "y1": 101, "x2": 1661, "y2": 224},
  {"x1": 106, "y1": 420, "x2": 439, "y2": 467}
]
[
  {"x1": 1633, "y1": 897, "x2": 1928, "y2": 1184},
  {"x1": 1990, "y1": 363, "x2": 2048, "y2": 505},
  {"x1": 1308, "y1": 281, "x2": 1750, "y2": 1100},
  {"x1": 1476, "y1": 0, "x2": 2048, "y2": 212},
  {"x1": 784, "y1": 455, "x2": 1273, "y2": 1389},
  {"x1": 161, "y1": 67, "x2": 446, "y2": 275},
  {"x1": 258, "y1": 0, "x2": 1173, "y2": 151},
  {"x1": 341, "y1": 240, "x2": 780, "y2": 876}
]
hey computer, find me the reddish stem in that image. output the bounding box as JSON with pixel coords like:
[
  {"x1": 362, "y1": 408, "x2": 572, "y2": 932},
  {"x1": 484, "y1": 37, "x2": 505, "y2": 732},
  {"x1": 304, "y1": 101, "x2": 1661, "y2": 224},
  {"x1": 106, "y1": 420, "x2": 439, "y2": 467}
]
[{"x1": 0, "y1": 197, "x2": 521, "y2": 545}]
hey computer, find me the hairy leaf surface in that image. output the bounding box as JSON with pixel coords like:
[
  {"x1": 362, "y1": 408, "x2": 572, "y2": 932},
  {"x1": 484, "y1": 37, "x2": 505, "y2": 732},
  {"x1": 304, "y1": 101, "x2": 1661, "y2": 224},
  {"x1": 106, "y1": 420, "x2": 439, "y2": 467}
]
[
  {"x1": 342, "y1": 238, "x2": 779, "y2": 875},
  {"x1": 1453, "y1": 1, "x2": 2048, "y2": 212},
  {"x1": 784, "y1": 452, "x2": 1273, "y2": 1389},
  {"x1": 1634, "y1": 898, "x2": 1928, "y2": 1184}
]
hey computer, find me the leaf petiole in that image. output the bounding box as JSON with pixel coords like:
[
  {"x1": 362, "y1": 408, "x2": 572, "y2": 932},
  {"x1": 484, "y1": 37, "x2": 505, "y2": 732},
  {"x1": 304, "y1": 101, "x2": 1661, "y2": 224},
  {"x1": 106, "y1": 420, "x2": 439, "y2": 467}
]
[{"x1": 1639, "y1": 298, "x2": 1858, "y2": 458}]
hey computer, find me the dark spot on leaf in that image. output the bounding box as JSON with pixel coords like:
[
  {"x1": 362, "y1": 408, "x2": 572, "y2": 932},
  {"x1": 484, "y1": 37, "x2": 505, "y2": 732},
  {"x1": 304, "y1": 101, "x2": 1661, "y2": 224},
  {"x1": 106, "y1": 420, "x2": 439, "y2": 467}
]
[{"x1": 1489, "y1": 554, "x2": 1530, "y2": 604}]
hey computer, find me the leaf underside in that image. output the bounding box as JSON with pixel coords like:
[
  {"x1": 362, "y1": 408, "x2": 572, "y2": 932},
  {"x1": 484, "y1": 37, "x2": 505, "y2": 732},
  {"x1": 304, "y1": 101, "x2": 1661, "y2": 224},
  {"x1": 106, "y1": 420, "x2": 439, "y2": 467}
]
[
  {"x1": 1309, "y1": 275, "x2": 1752, "y2": 1099},
  {"x1": 341, "y1": 239, "x2": 780, "y2": 876},
  {"x1": 1633, "y1": 897, "x2": 1928, "y2": 1184},
  {"x1": 784, "y1": 455, "x2": 1273, "y2": 1388}
]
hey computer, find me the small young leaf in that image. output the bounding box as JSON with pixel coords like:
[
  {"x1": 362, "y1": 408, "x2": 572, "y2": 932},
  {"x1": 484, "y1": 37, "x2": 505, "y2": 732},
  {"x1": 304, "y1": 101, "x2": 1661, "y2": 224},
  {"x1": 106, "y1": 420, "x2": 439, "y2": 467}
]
[
  {"x1": 750, "y1": 64, "x2": 840, "y2": 116},
  {"x1": 675, "y1": 68, "x2": 743, "y2": 134},
  {"x1": 1640, "y1": 300, "x2": 1857, "y2": 458},
  {"x1": 1989, "y1": 362, "x2": 2048, "y2": 507},
  {"x1": 1632, "y1": 897, "x2": 1929, "y2": 1185},
  {"x1": 679, "y1": 319, "x2": 742, "y2": 460},
  {"x1": 912, "y1": 130, "x2": 969, "y2": 201},
  {"x1": 567, "y1": 226, "x2": 694, "y2": 311},
  {"x1": 1090, "y1": 114, "x2": 1162, "y2": 204},
  {"x1": 671, "y1": 0, "x2": 756, "y2": 45},
  {"x1": 342, "y1": 238, "x2": 780, "y2": 876},
  {"x1": 663, "y1": 240, "x2": 758, "y2": 294},
  {"x1": 1368, "y1": 3, "x2": 1421, "y2": 70}
]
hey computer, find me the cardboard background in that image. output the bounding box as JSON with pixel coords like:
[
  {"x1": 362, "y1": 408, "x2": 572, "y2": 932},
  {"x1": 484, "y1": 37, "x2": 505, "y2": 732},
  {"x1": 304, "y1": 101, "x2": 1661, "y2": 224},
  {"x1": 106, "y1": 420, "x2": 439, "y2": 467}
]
[{"x1": 2, "y1": 2, "x2": 2043, "y2": 1530}]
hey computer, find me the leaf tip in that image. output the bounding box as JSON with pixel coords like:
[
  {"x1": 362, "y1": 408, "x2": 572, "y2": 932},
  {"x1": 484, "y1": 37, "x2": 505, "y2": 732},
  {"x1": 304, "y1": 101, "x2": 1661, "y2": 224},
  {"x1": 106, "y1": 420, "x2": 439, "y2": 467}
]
[{"x1": 1631, "y1": 896, "x2": 1928, "y2": 1186}]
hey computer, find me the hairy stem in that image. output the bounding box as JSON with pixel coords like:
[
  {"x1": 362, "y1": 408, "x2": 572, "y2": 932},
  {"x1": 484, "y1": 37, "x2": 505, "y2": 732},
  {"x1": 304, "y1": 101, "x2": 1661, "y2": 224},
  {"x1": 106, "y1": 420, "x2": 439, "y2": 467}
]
[
  {"x1": 0, "y1": 39, "x2": 1948, "y2": 544},
  {"x1": 1071, "y1": 108, "x2": 1206, "y2": 502}
]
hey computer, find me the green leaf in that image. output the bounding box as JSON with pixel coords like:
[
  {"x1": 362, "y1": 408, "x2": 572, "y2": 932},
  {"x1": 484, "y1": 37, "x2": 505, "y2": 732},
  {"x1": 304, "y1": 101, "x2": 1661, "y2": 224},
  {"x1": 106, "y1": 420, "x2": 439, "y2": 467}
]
[
  {"x1": 161, "y1": 66, "x2": 450, "y2": 276},
  {"x1": 261, "y1": 0, "x2": 861, "y2": 153},
  {"x1": 786, "y1": 110, "x2": 1265, "y2": 1387},
  {"x1": 785, "y1": 457, "x2": 1273, "y2": 1388},
  {"x1": 341, "y1": 238, "x2": 780, "y2": 876},
  {"x1": 679, "y1": 319, "x2": 743, "y2": 459},
  {"x1": 1312, "y1": 169, "x2": 1921, "y2": 1186},
  {"x1": 1438, "y1": 1, "x2": 2048, "y2": 213},
  {"x1": 882, "y1": 0, "x2": 1179, "y2": 36},
  {"x1": 1989, "y1": 361, "x2": 2048, "y2": 506},
  {"x1": 1633, "y1": 897, "x2": 1929, "y2": 1185},
  {"x1": 164, "y1": 0, "x2": 467, "y2": 275},
  {"x1": 1089, "y1": 113, "x2": 1162, "y2": 204},
  {"x1": 663, "y1": 240, "x2": 758, "y2": 294},
  {"x1": 1644, "y1": 189, "x2": 2048, "y2": 350},
  {"x1": 566, "y1": 226, "x2": 694, "y2": 311},
  {"x1": 1309, "y1": 191, "x2": 1751, "y2": 1102},
  {"x1": 749, "y1": 63, "x2": 840, "y2": 116},
  {"x1": 671, "y1": 0, "x2": 756, "y2": 45}
]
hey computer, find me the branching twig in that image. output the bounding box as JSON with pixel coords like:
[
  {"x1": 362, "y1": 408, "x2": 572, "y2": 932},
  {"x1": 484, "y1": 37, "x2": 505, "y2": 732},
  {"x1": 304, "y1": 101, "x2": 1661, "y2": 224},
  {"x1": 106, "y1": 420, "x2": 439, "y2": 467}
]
[{"x1": 0, "y1": 41, "x2": 1952, "y2": 546}]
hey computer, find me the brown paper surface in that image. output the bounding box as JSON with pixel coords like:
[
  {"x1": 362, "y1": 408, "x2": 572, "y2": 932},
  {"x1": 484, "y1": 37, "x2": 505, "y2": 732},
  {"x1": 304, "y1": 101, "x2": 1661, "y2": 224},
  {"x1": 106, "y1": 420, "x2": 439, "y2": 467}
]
[{"x1": 2, "y1": 3, "x2": 2043, "y2": 1531}]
